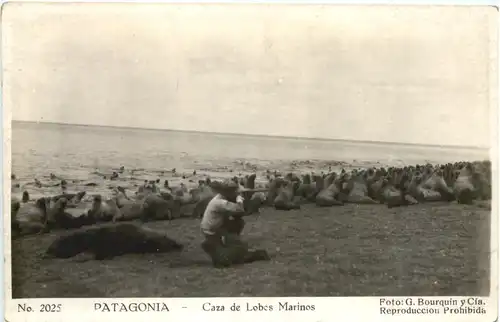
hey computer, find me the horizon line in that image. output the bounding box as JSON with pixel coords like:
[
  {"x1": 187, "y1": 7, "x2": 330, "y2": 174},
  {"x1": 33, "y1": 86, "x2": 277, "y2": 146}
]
[{"x1": 12, "y1": 119, "x2": 490, "y2": 151}]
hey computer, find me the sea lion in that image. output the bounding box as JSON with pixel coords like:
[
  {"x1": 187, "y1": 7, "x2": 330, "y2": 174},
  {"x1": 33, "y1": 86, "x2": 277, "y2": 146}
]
[
  {"x1": 111, "y1": 187, "x2": 133, "y2": 208},
  {"x1": 407, "y1": 175, "x2": 442, "y2": 202},
  {"x1": 110, "y1": 172, "x2": 119, "y2": 180},
  {"x1": 314, "y1": 175, "x2": 343, "y2": 207},
  {"x1": 140, "y1": 194, "x2": 179, "y2": 222},
  {"x1": 421, "y1": 170, "x2": 455, "y2": 202},
  {"x1": 379, "y1": 178, "x2": 418, "y2": 208},
  {"x1": 453, "y1": 164, "x2": 484, "y2": 204},
  {"x1": 45, "y1": 223, "x2": 184, "y2": 260},
  {"x1": 112, "y1": 200, "x2": 145, "y2": 222},
  {"x1": 12, "y1": 197, "x2": 50, "y2": 236},
  {"x1": 243, "y1": 173, "x2": 257, "y2": 189},
  {"x1": 52, "y1": 191, "x2": 87, "y2": 207},
  {"x1": 247, "y1": 192, "x2": 267, "y2": 214},
  {"x1": 46, "y1": 197, "x2": 94, "y2": 230},
  {"x1": 191, "y1": 182, "x2": 221, "y2": 218},
  {"x1": 137, "y1": 181, "x2": 160, "y2": 197},
  {"x1": 266, "y1": 177, "x2": 286, "y2": 206},
  {"x1": 89, "y1": 195, "x2": 121, "y2": 222},
  {"x1": 295, "y1": 174, "x2": 318, "y2": 202},
  {"x1": 342, "y1": 173, "x2": 378, "y2": 204},
  {"x1": 273, "y1": 180, "x2": 300, "y2": 210},
  {"x1": 285, "y1": 173, "x2": 300, "y2": 183},
  {"x1": 368, "y1": 175, "x2": 385, "y2": 201}
]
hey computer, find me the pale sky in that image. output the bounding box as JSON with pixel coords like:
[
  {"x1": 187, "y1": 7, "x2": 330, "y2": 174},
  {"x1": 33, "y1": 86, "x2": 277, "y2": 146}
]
[{"x1": 2, "y1": 3, "x2": 496, "y2": 147}]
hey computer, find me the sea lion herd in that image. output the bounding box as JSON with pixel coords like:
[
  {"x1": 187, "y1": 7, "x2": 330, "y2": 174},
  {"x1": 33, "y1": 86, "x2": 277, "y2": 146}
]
[{"x1": 11, "y1": 160, "x2": 491, "y2": 239}]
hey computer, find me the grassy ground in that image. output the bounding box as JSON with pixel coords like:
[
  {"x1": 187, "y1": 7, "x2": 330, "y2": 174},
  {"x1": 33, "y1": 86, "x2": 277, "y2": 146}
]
[{"x1": 11, "y1": 202, "x2": 491, "y2": 298}]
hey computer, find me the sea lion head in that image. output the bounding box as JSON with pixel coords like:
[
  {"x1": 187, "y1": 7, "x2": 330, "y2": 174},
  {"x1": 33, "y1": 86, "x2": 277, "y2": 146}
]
[
  {"x1": 35, "y1": 197, "x2": 48, "y2": 213},
  {"x1": 55, "y1": 197, "x2": 68, "y2": 210},
  {"x1": 75, "y1": 191, "x2": 87, "y2": 201},
  {"x1": 93, "y1": 195, "x2": 103, "y2": 204},
  {"x1": 116, "y1": 186, "x2": 126, "y2": 195}
]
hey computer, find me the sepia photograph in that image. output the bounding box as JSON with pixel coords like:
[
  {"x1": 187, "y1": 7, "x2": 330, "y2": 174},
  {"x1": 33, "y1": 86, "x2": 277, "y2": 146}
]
[{"x1": 3, "y1": 2, "x2": 496, "y2": 300}]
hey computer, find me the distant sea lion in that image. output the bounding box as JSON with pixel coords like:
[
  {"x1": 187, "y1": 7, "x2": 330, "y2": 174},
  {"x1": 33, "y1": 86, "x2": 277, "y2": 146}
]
[{"x1": 45, "y1": 223, "x2": 183, "y2": 260}]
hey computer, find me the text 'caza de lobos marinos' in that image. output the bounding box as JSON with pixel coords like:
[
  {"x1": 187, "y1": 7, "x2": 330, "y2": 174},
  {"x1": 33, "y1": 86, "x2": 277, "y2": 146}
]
[
  {"x1": 94, "y1": 302, "x2": 170, "y2": 312},
  {"x1": 203, "y1": 302, "x2": 316, "y2": 312}
]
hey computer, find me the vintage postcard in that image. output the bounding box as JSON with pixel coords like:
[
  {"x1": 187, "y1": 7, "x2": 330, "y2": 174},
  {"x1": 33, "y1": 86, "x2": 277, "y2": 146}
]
[{"x1": 2, "y1": 1, "x2": 498, "y2": 321}]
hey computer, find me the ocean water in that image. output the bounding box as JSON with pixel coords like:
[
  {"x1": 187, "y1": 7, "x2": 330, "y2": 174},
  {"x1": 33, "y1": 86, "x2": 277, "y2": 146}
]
[{"x1": 12, "y1": 121, "x2": 489, "y2": 185}]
